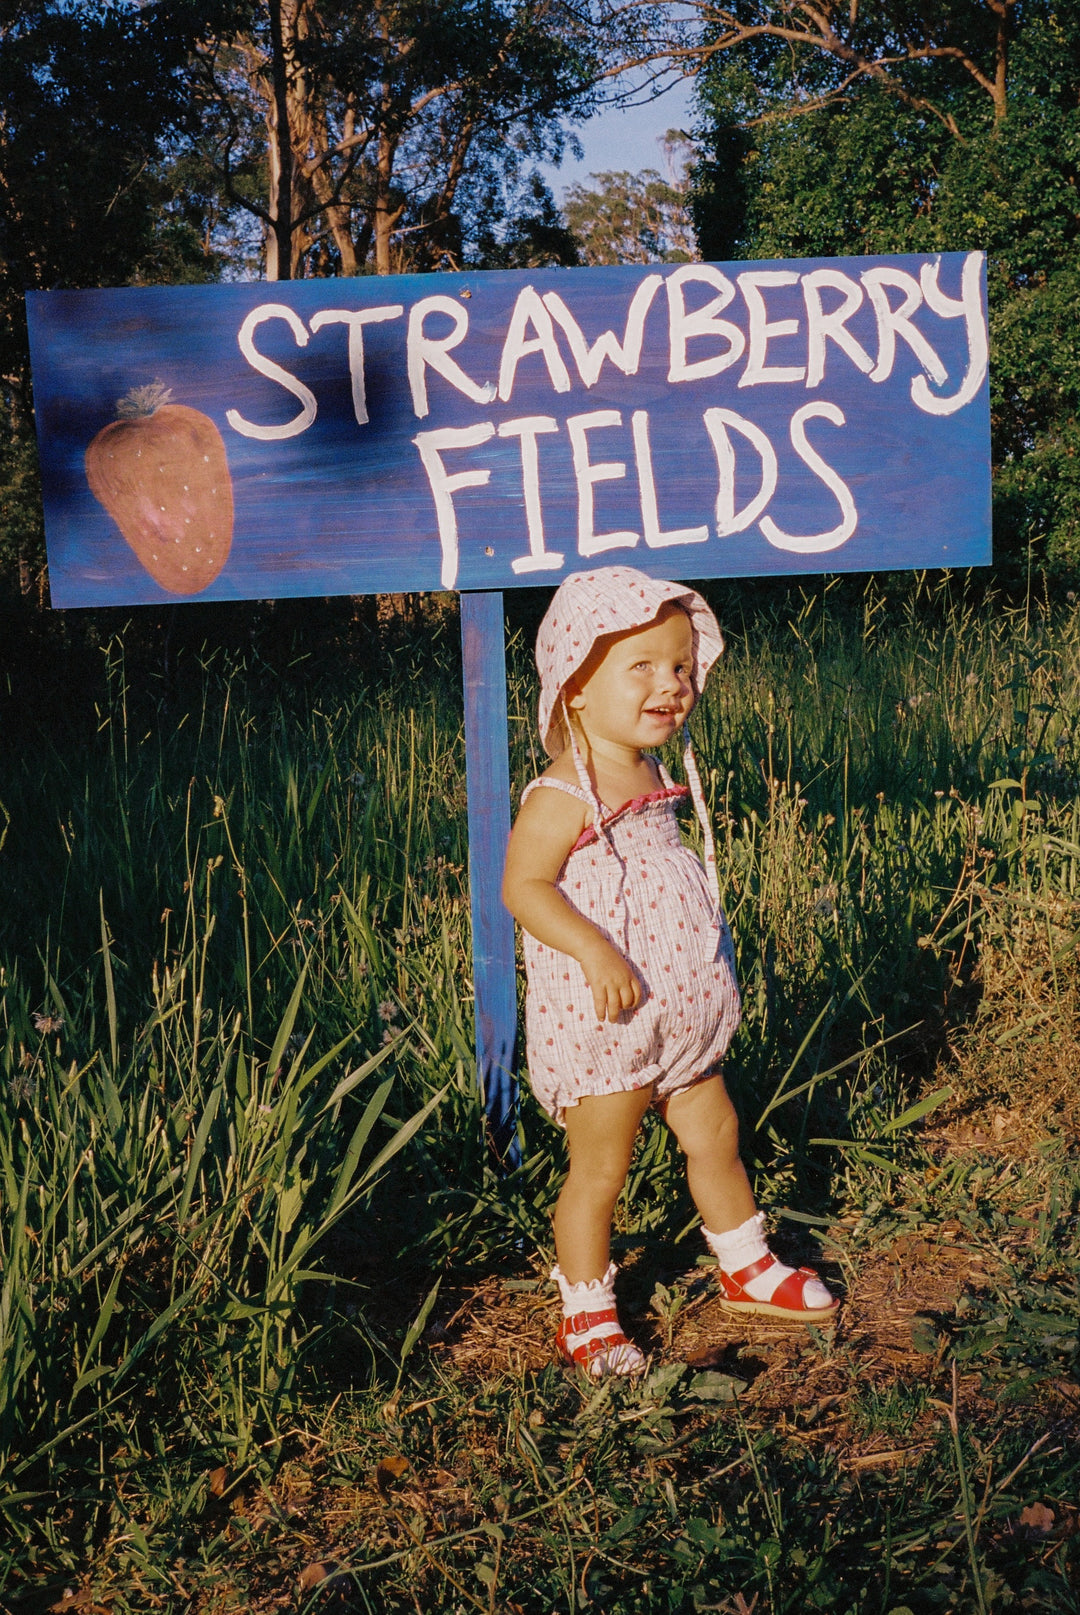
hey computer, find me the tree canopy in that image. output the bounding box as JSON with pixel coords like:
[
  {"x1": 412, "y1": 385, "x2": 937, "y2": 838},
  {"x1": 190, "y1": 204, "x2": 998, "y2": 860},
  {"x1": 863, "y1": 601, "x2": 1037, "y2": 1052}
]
[
  {"x1": 689, "y1": 1, "x2": 1080, "y2": 578},
  {"x1": 563, "y1": 132, "x2": 695, "y2": 263},
  {"x1": 183, "y1": 0, "x2": 608, "y2": 278},
  {"x1": 0, "y1": 0, "x2": 612, "y2": 589}
]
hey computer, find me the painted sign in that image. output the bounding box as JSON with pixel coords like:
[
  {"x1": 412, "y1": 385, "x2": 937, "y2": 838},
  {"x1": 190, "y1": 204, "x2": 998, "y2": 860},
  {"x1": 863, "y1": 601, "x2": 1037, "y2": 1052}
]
[{"x1": 27, "y1": 252, "x2": 989, "y2": 609}]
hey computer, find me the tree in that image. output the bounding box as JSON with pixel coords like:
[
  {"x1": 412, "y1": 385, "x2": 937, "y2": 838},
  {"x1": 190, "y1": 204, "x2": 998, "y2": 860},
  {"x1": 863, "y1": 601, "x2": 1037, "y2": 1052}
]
[
  {"x1": 685, "y1": 2, "x2": 1080, "y2": 578},
  {"x1": 186, "y1": 1, "x2": 610, "y2": 278},
  {"x1": 563, "y1": 131, "x2": 695, "y2": 263},
  {"x1": 605, "y1": 1, "x2": 1026, "y2": 131}
]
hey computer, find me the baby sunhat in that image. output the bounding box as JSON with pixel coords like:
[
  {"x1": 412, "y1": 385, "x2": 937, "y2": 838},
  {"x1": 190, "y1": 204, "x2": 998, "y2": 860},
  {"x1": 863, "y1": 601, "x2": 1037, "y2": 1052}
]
[{"x1": 536, "y1": 566, "x2": 724, "y2": 760}]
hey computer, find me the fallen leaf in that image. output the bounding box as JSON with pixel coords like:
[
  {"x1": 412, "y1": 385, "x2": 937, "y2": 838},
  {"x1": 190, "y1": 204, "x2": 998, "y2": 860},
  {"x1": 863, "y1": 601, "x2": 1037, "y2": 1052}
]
[
  {"x1": 298, "y1": 1562, "x2": 329, "y2": 1589},
  {"x1": 686, "y1": 1345, "x2": 727, "y2": 1369},
  {"x1": 375, "y1": 1453, "x2": 410, "y2": 1494},
  {"x1": 207, "y1": 1465, "x2": 228, "y2": 1496},
  {"x1": 1019, "y1": 1502, "x2": 1056, "y2": 1535},
  {"x1": 47, "y1": 1590, "x2": 102, "y2": 1614}
]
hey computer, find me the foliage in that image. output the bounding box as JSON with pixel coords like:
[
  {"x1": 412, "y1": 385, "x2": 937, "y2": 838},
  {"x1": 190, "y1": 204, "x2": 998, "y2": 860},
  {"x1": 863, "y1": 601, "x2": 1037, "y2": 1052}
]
[
  {"x1": 0, "y1": 938, "x2": 438, "y2": 1556},
  {"x1": 669, "y1": 0, "x2": 1027, "y2": 128},
  {"x1": 0, "y1": 587, "x2": 1079, "y2": 1600},
  {"x1": 689, "y1": 3, "x2": 1080, "y2": 580},
  {"x1": 564, "y1": 131, "x2": 696, "y2": 264},
  {"x1": 0, "y1": 423, "x2": 45, "y2": 601},
  {"x1": 0, "y1": 1, "x2": 226, "y2": 380}
]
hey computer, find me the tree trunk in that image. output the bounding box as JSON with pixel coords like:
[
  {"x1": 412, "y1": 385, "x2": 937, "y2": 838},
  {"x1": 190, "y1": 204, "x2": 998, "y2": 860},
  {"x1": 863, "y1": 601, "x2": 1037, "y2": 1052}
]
[
  {"x1": 992, "y1": 0, "x2": 1009, "y2": 122},
  {"x1": 265, "y1": 0, "x2": 295, "y2": 279},
  {"x1": 308, "y1": 97, "x2": 360, "y2": 274},
  {"x1": 374, "y1": 124, "x2": 396, "y2": 275}
]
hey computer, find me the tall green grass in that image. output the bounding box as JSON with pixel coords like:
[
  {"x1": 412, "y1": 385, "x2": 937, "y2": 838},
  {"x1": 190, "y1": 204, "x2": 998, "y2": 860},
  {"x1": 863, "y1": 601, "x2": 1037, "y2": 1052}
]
[{"x1": 1, "y1": 583, "x2": 1079, "y2": 1583}]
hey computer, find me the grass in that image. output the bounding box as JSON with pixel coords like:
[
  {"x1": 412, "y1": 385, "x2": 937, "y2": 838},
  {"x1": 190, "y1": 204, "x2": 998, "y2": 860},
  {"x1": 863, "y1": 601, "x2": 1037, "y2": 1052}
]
[{"x1": 0, "y1": 576, "x2": 1077, "y2": 1611}]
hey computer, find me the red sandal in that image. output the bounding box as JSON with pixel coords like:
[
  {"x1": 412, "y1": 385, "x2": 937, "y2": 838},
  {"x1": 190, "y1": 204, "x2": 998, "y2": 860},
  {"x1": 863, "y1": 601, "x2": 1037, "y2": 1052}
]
[
  {"x1": 716, "y1": 1253, "x2": 839, "y2": 1322},
  {"x1": 551, "y1": 1262, "x2": 646, "y2": 1377},
  {"x1": 556, "y1": 1307, "x2": 646, "y2": 1376}
]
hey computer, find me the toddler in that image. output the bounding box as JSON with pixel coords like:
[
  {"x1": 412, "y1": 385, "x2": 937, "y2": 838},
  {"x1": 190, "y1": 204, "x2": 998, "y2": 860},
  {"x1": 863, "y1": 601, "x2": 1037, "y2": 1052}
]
[{"x1": 502, "y1": 566, "x2": 837, "y2": 1376}]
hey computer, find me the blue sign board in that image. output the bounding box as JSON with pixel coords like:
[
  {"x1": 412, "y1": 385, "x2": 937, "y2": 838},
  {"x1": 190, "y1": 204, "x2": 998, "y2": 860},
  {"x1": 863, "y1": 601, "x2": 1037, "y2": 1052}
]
[
  {"x1": 26, "y1": 254, "x2": 992, "y2": 1160},
  {"x1": 27, "y1": 252, "x2": 989, "y2": 609}
]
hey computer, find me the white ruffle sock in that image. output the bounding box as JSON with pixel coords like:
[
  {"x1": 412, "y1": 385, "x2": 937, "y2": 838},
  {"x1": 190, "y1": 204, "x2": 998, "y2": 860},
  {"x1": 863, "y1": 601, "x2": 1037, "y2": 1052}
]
[
  {"x1": 551, "y1": 1262, "x2": 646, "y2": 1377},
  {"x1": 702, "y1": 1212, "x2": 835, "y2": 1313}
]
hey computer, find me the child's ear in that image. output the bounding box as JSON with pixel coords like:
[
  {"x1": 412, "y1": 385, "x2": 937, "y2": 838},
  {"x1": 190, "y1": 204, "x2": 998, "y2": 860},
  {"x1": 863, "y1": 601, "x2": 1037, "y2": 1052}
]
[{"x1": 565, "y1": 683, "x2": 586, "y2": 712}]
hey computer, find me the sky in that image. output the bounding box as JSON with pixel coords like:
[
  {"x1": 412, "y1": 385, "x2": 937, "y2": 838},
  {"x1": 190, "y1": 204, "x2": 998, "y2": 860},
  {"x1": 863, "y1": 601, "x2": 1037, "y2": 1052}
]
[{"x1": 542, "y1": 75, "x2": 698, "y2": 201}]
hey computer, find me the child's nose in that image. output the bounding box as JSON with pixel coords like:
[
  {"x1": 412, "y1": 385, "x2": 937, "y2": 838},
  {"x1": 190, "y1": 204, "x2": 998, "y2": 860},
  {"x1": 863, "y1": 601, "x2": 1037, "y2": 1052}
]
[{"x1": 658, "y1": 667, "x2": 690, "y2": 697}]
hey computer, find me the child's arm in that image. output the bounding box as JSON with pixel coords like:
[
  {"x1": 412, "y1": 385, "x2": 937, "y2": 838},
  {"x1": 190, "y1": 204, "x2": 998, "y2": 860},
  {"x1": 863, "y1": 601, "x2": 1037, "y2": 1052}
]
[{"x1": 502, "y1": 788, "x2": 642, "y2": 1023}]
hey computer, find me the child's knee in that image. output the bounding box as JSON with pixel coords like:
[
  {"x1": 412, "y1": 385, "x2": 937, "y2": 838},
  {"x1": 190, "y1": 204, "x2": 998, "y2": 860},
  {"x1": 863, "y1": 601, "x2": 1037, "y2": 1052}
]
[
  {"x1": 695, "y1": 1106, "x2": 739, "y2": 1164},
  {"x1": 667, "y1": 1081, "x2": 740, "y2": 1162},
  {"x1": 567, "y1": 1146, "x2": 632, "y2": 1205}
]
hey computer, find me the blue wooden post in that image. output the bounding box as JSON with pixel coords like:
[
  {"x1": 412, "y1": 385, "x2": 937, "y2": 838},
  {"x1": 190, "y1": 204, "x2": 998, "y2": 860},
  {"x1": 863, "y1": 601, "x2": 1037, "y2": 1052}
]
[{"x1": 460, "y1": 590, "x2": 519, "y2": 1163}]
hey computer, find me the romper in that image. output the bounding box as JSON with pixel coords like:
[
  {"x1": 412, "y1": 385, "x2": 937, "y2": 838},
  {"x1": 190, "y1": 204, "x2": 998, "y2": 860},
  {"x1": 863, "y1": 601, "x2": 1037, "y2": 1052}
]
[{"x1": 521, "y1": 768, "x2": 741, "y2": 1124}]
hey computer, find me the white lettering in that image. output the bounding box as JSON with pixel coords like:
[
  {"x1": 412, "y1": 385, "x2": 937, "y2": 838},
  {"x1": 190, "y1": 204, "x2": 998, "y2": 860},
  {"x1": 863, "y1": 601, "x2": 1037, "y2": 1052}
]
[
  {"x1": 566, "y1": 410, "x2": 639, "y2": 557},
  {"x1": 497, "y1": 416, "x2": 563, "y2": 574},
  {"x1": 413, "y1": 422, "x2": 495, "y2": 588},
  {"x1": 666, "y1": 265, "x2": 745, "y2": 383},
  {"x1": 862, "y1": 268, "x2": 947, "y2": 386},
  {"x1": 911, "y1": 252, "x2": 987, "y2": 416},
  {"x1": 759, "y1": 402, "x2": 857, "y2": 553},
  {"x1": 308, "y1": 305, "x2": 403, "y2": 424},
  {"x1": 802, "y1": 270, "x2": 873, "y2": 388},
  {"x1": 631, "y1": 411, "x2": 708, "y2": 549},
  {"x1": 498, "y1": 287, "x2": 571, "y2": 401},
  {"x1": 738, "y1": 271, "x2": 805, "y2": 387},
  {"x1": 408, "y1": 296, "x2": 494, "y2": 419},
  {"x1": 702, "y1": 408, "x2": 778, "y2": 537},
  {"x1": 226, "y1": 304, "x2": 317, "y2": 440},
  {"x1": 543, "y1": 275, "x2": 663, "y2": 387}
]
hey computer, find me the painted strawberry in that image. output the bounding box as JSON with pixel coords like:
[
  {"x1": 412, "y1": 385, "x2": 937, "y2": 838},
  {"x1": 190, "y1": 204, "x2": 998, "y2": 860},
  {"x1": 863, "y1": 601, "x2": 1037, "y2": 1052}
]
[{"x1": 85, "y1": 382, "x2": 233, "y2": 595}]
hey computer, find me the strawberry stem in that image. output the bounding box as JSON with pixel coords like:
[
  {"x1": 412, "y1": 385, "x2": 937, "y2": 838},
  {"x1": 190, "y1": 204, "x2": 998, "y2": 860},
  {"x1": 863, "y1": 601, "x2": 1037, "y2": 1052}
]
[{"x1": 116, "y1": 381, "x2": 174, "y2": 419}]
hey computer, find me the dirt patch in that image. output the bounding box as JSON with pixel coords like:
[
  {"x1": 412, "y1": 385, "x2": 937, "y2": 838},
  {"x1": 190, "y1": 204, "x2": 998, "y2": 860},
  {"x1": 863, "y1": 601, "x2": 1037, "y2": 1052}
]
[
  {"x1": 671, "y1": 1229, "x2": 985, "y2": 1368},
  {"x1": 432, "y1": 1210, "x2": 1075, "y2": 1411},
  {"x1": 429, "y1": 1226, "x2": 994, "y2": 1404}
]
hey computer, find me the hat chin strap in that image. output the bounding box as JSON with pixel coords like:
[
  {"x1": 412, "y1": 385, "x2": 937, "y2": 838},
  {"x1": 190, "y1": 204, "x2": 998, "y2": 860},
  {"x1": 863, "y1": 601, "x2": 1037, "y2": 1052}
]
[
  {"x1": 681, "y1": 723, "x2": 721, "y2": 908},
  {"x1": 562, "y1": 695, "x2": 608, "y2": 840}
]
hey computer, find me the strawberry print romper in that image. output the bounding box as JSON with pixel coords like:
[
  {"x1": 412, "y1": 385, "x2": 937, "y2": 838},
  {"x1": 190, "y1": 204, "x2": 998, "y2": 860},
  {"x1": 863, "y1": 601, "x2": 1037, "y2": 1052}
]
[{"x1": 521, "y1": 767, "x2": 741, "y2": 1124}]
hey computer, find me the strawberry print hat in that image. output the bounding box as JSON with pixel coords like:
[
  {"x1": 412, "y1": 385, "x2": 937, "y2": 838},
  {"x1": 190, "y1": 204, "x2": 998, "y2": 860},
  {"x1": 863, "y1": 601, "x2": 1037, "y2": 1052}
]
[{"x1": 536, "y1": 566, "x2": 724, "y2": 761}]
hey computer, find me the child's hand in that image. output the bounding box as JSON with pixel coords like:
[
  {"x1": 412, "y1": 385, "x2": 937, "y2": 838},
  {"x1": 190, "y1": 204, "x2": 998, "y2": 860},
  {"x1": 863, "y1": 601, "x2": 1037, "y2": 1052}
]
[{"x1": 581, "y1": 938, "x2": 642, "y2": 1023}]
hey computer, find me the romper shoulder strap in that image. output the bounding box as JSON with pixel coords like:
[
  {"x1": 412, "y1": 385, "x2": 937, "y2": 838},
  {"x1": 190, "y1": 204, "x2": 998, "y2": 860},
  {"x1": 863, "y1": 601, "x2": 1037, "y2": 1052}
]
[{"x1": 521, "y1": 776, "x2": 594, "y2": 807}]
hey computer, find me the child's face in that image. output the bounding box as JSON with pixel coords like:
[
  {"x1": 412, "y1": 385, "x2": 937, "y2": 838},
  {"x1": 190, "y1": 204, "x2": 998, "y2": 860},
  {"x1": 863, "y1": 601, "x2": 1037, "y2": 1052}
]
[{"x1": 566, "y1": 604, "x2": 696, "y2": 754}]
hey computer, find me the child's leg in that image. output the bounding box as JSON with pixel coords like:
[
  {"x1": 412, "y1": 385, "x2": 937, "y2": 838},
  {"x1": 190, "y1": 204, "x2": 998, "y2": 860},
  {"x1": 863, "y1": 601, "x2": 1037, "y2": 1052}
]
[
  {"x1": 551, "y1": 1086, "x2": 653, "y2": 1376},
  {"x1": 663, "y1": 1074, "x2": 837, "y2": 1321},
  {"x1": 554, "y1": 1086, "x2": 654, "y2": 1281},
  {"x1": 660, "y1": 1073, "x2": 756, "y2": 1232}
]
